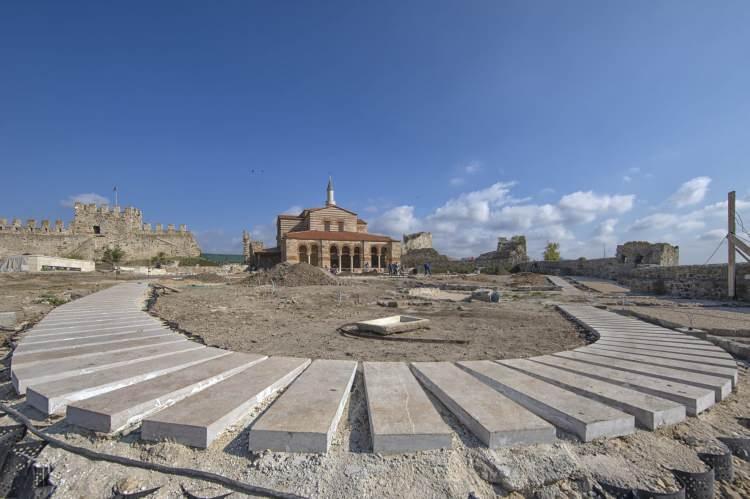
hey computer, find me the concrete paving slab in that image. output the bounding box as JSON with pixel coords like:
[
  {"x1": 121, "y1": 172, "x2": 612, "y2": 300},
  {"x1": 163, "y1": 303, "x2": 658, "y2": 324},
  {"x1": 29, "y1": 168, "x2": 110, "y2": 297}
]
[
  {"x1": 26, "y1": 347, "x2": 229, "y2": 415},
  {"x1": 458, "y1": 360, "x2": 634, "y2": 442},
  {"x1": 33, "y1": 318, "x2": 161, "y2": 334},
  {"x1": 595, "y1": 339, "x2": 734, "y2": 359},
  {"x1": 11, "y1": 340, "x2": 204, "y2": 394},
  {"x1": 596, "y1": 337, "x2": 728, "y2": 352},
  {"x1": 595, "y1": 333, "x2": 711, "y2": 345},
  {"x1": 248, "y1": 359, "x2": 357, "y2": 453},
  {"x1": 33, "y1": 314, "x2": 153, "y2": 328},
  {"x1": 498, "y1": 359, "x2": 685, "y2": 430},
  {"x1": 22, "y1": 325, "x2": 167, "y2": 344},
  {"x1": 577, "y1": 346, "x2": 738, "y2": 386},
  {"x1": 412, "y1": 362, "x2": 556, "y2": 447},
  {"x1": 584, "y1": 344, "x2": 738, "y2": 368},
  {"x1": 67, "y1": 352, "x2": 266, "y2": 433},
  {"x1": 362, "y1": 362, "x2": 452, "y2": 453},
  {"x1": 531, "y1": 355, "x2": 715, "y2": 415},
  {"x1": 14, "y1": 330, "x2": 174, "y2": 354},
  {"x1": 10, "y1": 336, "x2": 188, "y2": 367},
  {"x1": 26, "y1": 320, "x2": 160, "y2": 338},
  {"x1": 554, "y1": 351, "x2": 732, "y2": 400},
  {"x1": 142, "y1": 357, "x2": 310, "y2": 448}
]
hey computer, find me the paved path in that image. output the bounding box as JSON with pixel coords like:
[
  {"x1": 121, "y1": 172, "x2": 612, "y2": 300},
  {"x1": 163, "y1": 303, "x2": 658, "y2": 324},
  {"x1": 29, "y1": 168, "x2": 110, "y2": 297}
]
[{"x1": 10, "y1": 283, "x2": 738, "y2": 454}]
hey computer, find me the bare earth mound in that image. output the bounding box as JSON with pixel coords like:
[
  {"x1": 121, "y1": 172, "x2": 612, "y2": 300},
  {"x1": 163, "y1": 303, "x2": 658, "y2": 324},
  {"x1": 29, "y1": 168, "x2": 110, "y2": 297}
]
[
  {"x1": 153, "y1": 280, "x2": 586, "y2": 361},
  {"x1": 244, "y1": 262, "x2": 338, "y2": 287}
]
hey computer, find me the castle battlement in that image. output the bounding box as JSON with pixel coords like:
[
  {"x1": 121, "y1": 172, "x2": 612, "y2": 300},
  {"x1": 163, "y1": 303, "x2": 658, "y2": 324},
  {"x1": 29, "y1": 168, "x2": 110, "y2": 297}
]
[{"x1": 0, "y1": 202, "x2": 201, "y2": 261}]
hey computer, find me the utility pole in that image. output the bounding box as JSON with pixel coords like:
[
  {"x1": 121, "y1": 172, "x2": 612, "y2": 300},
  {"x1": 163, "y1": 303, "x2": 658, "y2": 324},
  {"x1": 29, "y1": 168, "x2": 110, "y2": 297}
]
[{"x1": 728, "y1": 191, "x2": 736, "y2": 299}]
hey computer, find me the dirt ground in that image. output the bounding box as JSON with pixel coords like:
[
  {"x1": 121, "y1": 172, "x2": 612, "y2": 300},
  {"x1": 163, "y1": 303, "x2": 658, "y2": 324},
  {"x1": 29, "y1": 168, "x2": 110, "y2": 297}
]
[
  {"x1": 151, "y1": 278, "x2": 586, "y2": 362},
  {"x1": 1, "y1": 272, "x2": 750, "y2": 498}
]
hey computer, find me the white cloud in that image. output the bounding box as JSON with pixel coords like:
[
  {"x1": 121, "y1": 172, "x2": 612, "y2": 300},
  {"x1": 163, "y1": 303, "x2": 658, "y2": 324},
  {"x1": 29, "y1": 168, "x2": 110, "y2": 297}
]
[
  {"x1": 282, "y1": 205, "x2": 303, "y2": 215},
  {"x1": 371, "y1": 205, "x2": 421, "y2": 235},
  {"x1": 698, "y1": 229, "x2": 727, "y2": 241},
  {"x1": 463, "y1": 160, "x2": 482, "y2": 174},
  {"x1": 629, "y1": 213, "x2": 679, "y2": 232},
  {"x1": 670, "y1": 176, "x2": 711, "y2": 207},
  {"x1": 449, "y1": 177, "x2": 465, "y2": 186},
  {"x1": 429, "y1": 182, "x2": 517, "y2": 226},
  {"x1": 60, "y1": 193, "x2": 110, "y2": 208},
  {"x1": 558, "y1": 191, "x2": 634, "y2": 223},
  {"x1": 593, "y1": 218, "x2": 618, "y2": 244},
  {"x1": 623, "y1": 175, "x2": 632, "y2": 183},
  {"x1": 412, "y1": 183, "x2": 636, "y2": 257}
]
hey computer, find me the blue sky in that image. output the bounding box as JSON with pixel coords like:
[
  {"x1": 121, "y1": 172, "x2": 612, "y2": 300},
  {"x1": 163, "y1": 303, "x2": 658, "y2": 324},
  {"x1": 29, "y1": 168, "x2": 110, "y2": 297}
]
[{"x1": 1, "y1": 2, "x2": 749, "y2": 263}]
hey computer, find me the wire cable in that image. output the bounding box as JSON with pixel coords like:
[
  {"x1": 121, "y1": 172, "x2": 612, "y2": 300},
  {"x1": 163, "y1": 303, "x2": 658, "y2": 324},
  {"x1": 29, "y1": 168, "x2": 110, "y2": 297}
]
[
  {"x1": 702, "y1": 234, "x2": 727, "y2": 266},
  {"x1": 0, "y1": 403, "x2": 306, "y2": 499}
]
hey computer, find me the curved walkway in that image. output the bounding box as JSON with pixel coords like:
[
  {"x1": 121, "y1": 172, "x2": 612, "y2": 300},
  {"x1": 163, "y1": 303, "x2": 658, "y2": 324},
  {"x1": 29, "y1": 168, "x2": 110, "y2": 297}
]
[{"x1": 10, "y1": 282, "x2": 738, "y2": 453}]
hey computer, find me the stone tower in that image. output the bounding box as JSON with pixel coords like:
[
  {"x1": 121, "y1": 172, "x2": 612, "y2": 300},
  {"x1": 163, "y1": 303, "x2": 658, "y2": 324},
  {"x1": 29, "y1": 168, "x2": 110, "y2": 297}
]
[{"x1": 326, "y1": 176, "x2": 336, "y2": 207}]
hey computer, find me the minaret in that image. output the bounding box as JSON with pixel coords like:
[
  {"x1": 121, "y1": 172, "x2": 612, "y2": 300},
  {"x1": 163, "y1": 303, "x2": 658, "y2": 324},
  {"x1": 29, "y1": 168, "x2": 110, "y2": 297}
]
[{"x1": 326, "y1": 176, "x2": 336, "y2": 206}]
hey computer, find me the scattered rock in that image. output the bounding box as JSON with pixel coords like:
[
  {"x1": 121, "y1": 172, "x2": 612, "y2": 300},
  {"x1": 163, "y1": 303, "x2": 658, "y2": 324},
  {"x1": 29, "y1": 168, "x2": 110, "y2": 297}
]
[{"x1": 377, "y1": 299, "x2": 398, "y2": 308}]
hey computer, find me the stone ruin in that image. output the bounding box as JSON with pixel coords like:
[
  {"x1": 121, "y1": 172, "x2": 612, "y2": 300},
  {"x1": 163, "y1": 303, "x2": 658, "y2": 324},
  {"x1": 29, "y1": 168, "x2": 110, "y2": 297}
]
[
  {"x1": 402, "y1": 232, "x2": 433, "y2": 253},
  {"x1": 616, "y1": 241, "x2": 679, "y2": 266},
  {"x1": 0, "y1": 202, "x2": 201, "y2": 261},
  {"x1": 476, "y1": 235, "x2": 529, "y2": 269}
]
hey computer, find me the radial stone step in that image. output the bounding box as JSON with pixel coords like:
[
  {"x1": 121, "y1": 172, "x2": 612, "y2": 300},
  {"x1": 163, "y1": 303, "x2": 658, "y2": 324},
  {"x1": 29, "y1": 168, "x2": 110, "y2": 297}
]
[
  {"x1": 142, "y1": 356, "x2": 311, "y2": 448},
  {"x1": 27, "y1": 320, "x2": 159, "y2": 338},
  {"x1": 532, "y1": 355, "x2": 715, "y2": 416},
  {"x1": 594, "y1": 340, "x2": 733, "y2": 359},
  {"x1": 14, "y1": 330, "x2": 173, "y2": 354},
  {"x1": 499, "y1": 359, "x2": 685, "y2": 430},
  {"x1": 67, "y1": 352, "x2": 266, "y2": 433},
  {"x1": 29, "y1": 316, "x2": 157, "y2": 332},
  {"x1": 411, "y1": 362, "x2": 556, "y2": 447},
  {"x1": 458, "y1": 361, "x2": 634, "y2": 442},
  {"x1": 363, "y1": 362, "x2": 452, "y2": 453},
  {"x1": 575, "y1": 346, "x2": 739, "y2": 387},
  {"x1": 21, "y1": 325, "x2": 167, "y2": 344},
  {"x1": 248, "y1": 359, "x2": 357, "y2": 453},
  {"x1": 10, "y1": 336, "x2": 188, "y2": 368},
  {"x1": 12, "y1": 340, "x2": 204, "y2": 394},
  {"x1": 584, "y1": 344, "x2": 739, "y2": 369},
  {"x1": 26, "y1": 347, "x2": 230, "y2": 416},
  {"x1": 555, "y1": 351, "x2": 732, "y2": 401}
]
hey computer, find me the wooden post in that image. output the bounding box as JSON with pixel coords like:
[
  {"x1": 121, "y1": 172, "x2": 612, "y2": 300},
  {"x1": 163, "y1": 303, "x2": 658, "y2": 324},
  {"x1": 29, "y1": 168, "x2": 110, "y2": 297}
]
[{"x1": 728, "y1": 191, "x2": 736, "y2": 299}]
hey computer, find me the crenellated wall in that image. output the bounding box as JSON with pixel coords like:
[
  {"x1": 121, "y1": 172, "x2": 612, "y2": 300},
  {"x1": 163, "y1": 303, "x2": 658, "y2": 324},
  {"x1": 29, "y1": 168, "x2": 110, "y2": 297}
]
[{"x1": 0, "y1": 203, "x2": 201, "y2": 261}]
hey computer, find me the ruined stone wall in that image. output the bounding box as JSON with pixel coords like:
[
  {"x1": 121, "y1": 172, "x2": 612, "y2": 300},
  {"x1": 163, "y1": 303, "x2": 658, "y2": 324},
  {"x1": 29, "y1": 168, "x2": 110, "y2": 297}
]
[
  {"x1": 475, "y1": 235, "x2": 528, "y2": 269},
  {"x1": 0, "y1": 203, "x2": 201, "y2": 261},
  {"x1": 403, "y1": 232, "x2": 432, "y2": 253},
  {"x1": 616, "y1": 241, "x2": 679, "y2": 266},
  {"x1": 519, "y1": 258, "x2": 750, "y2": 301}
]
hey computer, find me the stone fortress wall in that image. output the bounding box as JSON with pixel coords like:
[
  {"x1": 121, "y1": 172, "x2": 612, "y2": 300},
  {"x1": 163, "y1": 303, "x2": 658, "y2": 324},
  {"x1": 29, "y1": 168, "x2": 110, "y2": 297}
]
[
  {"x1": 475, "y1": 235, "x2": 529, "y2": 268},
  {"x1": 0, "y1": 202, "x2": 201, "y2": 261},
  {"x1": 402, "y1": 232, "x2": 433, "y2": 253}
]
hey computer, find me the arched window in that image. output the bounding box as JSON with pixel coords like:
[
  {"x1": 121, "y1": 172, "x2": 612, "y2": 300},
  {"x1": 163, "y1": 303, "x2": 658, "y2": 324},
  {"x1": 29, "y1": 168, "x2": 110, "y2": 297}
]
[
  {"x1": 342, "y1": 246, "x2": 351, "y2": 271},
  {"x1": 330, "y1": 246, "x2": 339, "y2": 269},
  {"x1": 310, "y1": 244, "x2": 319, "y2": 266},
  {"x1": 353, "y1": 247, "x2": 361, "y2": 269},
  {"x1": 370, "y1": 246, "x2": 378, "y2": 268},
  {"x1": 298, "y1": 245, "x2": 308, "y2": 264}
]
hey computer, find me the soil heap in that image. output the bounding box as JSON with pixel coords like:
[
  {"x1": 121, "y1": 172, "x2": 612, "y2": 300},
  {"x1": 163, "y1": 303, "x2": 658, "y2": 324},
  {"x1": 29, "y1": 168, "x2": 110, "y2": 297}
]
[{"x1": 244, "y1": 262, "x2": 338, "y2": 287}]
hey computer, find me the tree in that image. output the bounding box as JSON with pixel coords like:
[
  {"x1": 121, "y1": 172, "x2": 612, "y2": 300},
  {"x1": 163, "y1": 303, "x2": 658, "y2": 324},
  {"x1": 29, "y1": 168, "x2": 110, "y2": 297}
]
[
  {"x1": 102, "y1": 246, "x2": 125, "y2": 265},
  {"x1": 543, "y1": 242, "x2": 561, "y2": 261},
  {"x1": 151, "y1": 251, "x2": 167, "y2": 268}
]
